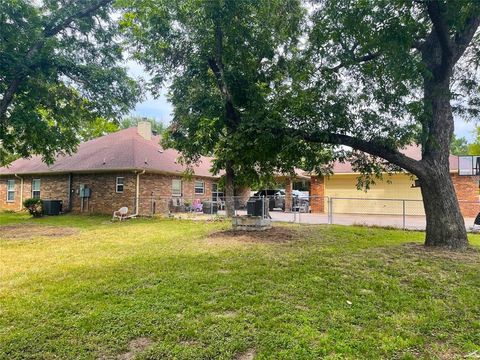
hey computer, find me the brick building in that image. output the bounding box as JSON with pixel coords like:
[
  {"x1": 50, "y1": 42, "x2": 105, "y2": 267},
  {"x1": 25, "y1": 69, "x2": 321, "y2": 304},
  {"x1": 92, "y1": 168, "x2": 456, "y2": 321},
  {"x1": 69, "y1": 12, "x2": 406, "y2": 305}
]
[
  {"x1": 0, "y1": 122, "x2": 225, "y2": 216},
  {"x1": 292, "y1": 147, "x2": 479, "y2": 217},
  {"x1": 1, "y1": 122, "x2": 478, "y2": 217}
]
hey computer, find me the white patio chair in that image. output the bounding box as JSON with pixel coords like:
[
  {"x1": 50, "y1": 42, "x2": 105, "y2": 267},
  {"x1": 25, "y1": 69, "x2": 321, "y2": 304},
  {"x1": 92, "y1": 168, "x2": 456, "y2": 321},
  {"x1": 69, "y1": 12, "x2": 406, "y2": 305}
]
[{"x1": 112, "y1": 207, "x2": 129, "y2": 221}]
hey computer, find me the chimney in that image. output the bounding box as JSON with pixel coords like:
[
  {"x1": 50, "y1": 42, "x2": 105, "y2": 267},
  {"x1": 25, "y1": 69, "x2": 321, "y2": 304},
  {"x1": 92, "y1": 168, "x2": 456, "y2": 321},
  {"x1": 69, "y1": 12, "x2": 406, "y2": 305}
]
[{"x1": 137, "y1": 120, "x2": 152, "y2": 141}]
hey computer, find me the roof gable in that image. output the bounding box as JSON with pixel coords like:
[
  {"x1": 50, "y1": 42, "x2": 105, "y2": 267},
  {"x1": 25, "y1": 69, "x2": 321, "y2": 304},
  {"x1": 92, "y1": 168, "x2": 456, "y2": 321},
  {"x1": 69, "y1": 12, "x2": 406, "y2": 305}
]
[{"x1": 0, "y1": 128, "x2": 218, "y2": 178}]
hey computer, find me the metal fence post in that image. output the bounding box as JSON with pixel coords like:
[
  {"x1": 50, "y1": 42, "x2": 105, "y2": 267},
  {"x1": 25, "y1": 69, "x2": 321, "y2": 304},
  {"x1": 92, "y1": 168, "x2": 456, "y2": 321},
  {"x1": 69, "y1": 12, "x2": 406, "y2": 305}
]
[
  {"x1": 328, "y1": 197, "x2": 333, "y2": 225},
  {"x1": 298, "y1": 199, "x2": 301, "y2": 224},
  {"x1": 402, "y1": 200, "x2": 406, "y2": 230}
]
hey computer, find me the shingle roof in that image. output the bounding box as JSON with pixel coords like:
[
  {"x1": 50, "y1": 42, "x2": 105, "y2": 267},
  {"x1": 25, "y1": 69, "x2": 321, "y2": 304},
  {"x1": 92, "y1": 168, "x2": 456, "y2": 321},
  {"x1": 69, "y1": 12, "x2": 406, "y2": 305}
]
[
  {"x1": 329, "y1": 145, "x2": 459, "y2": 174},
  {"x1": 0, "y1": 127, "x2": 219, "y2": 178}
]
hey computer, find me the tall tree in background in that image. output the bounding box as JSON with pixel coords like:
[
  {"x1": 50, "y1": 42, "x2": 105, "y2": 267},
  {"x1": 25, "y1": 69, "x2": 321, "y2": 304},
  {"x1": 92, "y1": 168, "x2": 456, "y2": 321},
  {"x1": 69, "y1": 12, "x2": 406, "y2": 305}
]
[
  {"x1": 119, "y1": 0, "x2": 303, "y2": 216},
  {"x1": 273, "y1": 0, "x2": 480, "y2": 249},
  {"x1": 0, "y1": 0, "x2": 140, "y2": 166},
  {"x1": 120, "y1": 116, "x2": 165, "y2": 134},
  {"x1": 450, "y1": 134, "x2": 469, "y2": 155}
]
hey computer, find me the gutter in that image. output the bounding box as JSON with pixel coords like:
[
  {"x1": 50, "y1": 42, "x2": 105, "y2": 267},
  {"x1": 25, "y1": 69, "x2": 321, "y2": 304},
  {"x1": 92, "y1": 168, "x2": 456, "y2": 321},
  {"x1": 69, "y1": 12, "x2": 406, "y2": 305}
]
[
  {"x1": 135, "y1": 170, "x2": 146, "y2": 215},
  {"x1": 14, "y1": 174, "x2": 24, "y2": 211},
  {"x1": 67, "y1": 173, "x2": 73, "y2": 212}
]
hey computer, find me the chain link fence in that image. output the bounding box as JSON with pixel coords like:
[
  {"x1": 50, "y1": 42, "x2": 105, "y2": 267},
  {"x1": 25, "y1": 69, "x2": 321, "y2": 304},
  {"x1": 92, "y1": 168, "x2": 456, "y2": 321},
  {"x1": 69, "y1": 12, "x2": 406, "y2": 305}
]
[{"x1": 119, "y1": 194, "x2": 479, "y2": 231}]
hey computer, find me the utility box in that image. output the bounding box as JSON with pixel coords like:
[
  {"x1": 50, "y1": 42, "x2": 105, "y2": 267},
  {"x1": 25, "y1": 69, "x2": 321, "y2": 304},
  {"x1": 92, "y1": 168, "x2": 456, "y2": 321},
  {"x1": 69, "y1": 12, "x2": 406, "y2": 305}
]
[
  {"x1": 79, "y1": 186, "x2": 91, "y2": 198},
  {"x1": 247, "y1": 198, "x2": 268, "y2": 217},
  {"x1": 42, "y1": 200, "x2": 63, "y2": 216}
]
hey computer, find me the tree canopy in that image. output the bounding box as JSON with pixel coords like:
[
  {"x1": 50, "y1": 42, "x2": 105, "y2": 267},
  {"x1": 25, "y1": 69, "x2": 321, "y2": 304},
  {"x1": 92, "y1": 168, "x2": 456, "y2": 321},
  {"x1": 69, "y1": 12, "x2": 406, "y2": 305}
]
[
  {"x1": 119, "y1": 116, "x2": 165, "y2": 134},
  {"x1": 0, "y1": 0, "x2": 140, "y2": 166},
  {"x1": 119, "y1": 0, "x2": 479, "y2": 248},
  {"x1": 451, "y1": 127, "x2": 480, "y2": 155},
  {"x1": 119, "y1": 0, "x2": 307, "y2": 178}
]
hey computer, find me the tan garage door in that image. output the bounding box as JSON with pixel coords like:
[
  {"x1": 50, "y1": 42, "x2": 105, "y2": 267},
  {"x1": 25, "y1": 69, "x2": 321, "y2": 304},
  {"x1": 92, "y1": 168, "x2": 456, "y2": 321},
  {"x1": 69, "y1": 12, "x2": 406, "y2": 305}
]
[{"x1": 324, "y1": 174, "x2": 425, "y2": 216}]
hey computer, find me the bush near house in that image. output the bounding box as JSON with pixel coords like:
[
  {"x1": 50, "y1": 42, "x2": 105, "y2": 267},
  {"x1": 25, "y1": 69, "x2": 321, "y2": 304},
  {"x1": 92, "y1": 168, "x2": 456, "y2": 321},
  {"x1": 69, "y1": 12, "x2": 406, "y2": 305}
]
[{"x1": 22, "y1": 198, "x2": 43, "y2": 217}]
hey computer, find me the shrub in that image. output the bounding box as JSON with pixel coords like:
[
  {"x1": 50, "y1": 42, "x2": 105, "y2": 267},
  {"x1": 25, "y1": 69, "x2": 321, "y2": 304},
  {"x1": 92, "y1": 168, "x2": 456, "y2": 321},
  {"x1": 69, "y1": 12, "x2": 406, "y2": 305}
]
[{"x1": 23, "y1": 198, "x2": 43, "y2": 217}]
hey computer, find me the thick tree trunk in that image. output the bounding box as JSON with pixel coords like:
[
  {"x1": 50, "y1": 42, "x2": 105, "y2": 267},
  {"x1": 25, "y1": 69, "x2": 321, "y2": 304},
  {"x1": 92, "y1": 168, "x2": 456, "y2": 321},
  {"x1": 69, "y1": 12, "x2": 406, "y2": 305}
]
[
  {"x1": 419, "y1": 40, "x2": 469, "y2": 249},
  {"x1": 225, "y1": 161, "x2": 235, "y2": 217},
  {"x1": 419, "y1": 166, "x2": 468, "y2": 249}
]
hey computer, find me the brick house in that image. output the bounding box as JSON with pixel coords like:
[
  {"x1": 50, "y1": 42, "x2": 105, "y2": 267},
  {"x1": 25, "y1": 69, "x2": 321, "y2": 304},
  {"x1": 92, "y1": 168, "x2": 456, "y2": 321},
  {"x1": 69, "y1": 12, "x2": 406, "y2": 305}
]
[
  {"x1": 0, "y1": 122, "x2": 226, "y2": 216},
  {"x1": 295, "y1": 147, "x2": 480, "y2": 217}
]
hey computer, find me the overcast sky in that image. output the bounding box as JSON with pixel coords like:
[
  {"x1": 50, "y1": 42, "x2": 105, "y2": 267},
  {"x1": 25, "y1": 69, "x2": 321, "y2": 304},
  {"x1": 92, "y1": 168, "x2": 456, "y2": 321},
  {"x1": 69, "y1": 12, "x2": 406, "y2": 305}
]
[{"x1": 126, "y1": 62, "x2": 478, "y2": 142}]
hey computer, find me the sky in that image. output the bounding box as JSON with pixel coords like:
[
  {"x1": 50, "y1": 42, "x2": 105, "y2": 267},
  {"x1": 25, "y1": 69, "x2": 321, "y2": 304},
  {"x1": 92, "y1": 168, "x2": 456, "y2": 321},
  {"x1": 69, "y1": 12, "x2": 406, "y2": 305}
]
[{"x1": 126, "y1": 62, "x2": 478, "y2": 142}]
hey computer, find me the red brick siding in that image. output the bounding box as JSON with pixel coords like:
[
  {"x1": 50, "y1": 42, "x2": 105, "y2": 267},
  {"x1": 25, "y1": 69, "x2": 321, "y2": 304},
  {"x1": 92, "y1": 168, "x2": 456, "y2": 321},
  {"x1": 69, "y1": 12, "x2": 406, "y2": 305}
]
[
  {"x1": 0, "y1": 177, "x2": 22, "y2": 211},
  {"x1": 70, "y1": 173, "x2": 137, "y2": 214},
  {"x1": 284, "y1": 178, "x2": 293, "y2": 212},
  {"x1": 0, "y1": 172, "x2": 219, "y2": 216},
  {"x1": 451, "y1": 174, "x2": 480, "y2": 217},
  {"x1": 0, "y1": 175, "x2": 69, "y2": 211},
  {"x1": 138, "y1": 173, "x2": 216, "y2": 215},
  {"x1": 310, "y1": 176, "x2": 325, "y2": 213}
]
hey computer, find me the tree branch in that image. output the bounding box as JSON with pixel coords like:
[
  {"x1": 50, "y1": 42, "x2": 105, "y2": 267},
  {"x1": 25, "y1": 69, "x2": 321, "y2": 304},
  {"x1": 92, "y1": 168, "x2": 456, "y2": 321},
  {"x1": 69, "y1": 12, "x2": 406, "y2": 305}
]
[
  {"x1": 207, "y1": 21, "x2": 241, "y2": 129},
  {"x1": 426, "y1": 1, "x2": 453, "y2": 59},
  {"x1": 325, "y1": 52, "x2": 380, "y2": 73},
  {"x1": 453, "y1": 14, "x2": 480, "y2": 63},
  {"x1": 292, "y1": 129, "x2": 424, "y2": 176},
  {"x1": 0, "y1": 0, "x2": 113, "y2": 121}
]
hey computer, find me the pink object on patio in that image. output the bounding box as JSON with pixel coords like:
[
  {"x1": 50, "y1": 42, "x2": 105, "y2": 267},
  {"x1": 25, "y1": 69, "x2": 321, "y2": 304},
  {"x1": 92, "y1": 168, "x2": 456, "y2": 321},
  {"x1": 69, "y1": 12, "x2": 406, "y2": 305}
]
[{"x1": 192, "y1": 199, "x2": 203, "y2": 212}]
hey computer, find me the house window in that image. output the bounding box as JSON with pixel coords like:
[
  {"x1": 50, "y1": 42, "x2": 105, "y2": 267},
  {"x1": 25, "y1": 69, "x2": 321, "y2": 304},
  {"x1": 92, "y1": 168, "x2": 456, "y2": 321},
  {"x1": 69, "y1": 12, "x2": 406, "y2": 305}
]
[
  {"x1": 194, "y1": 181, "x2": 205, "y2": 195},
  {"x1": 212, "y1": 183, "x2": 223, "y2": 201},
  {"x1": 172, "y1": 179, "x2": 182, "y2": 196},
  {"x1": 32, "y1": 179, "x2": 41, "y2": 199},
  {"x1": 6, "y1": 180, "x2": 15, "y2": 202},
  {"x1": 116, "y1": 177, "x2": 124, "y2": 193}
]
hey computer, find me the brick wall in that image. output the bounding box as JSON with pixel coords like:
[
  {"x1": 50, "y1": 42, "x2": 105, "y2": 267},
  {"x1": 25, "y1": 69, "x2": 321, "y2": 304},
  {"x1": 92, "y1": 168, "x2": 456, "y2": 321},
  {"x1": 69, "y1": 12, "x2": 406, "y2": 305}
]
[
  {"x1": 137, "y1": 173, "x2": 216, "y2": 215},
  {"x1": 70, "y1": 173, "x2": 137, "y2": 214},
  {"x1": 451, "y1": 173, "x2": 480, "y2": 217},
  {"x1": 310, "y1": 176, "x2": 325, "y2": 213},
  {"x1": 0, "y1": 175, "x2": 69, "y2": 211},
  {"x1": 0, "y1": 176, "x2": 22, "y2": 211},
  {"x1": 284, "y1": 178, "x2": 293, "y2": 212},
  {"x1": 0, "y1": 172, "x2": 220, "y2": 216}
]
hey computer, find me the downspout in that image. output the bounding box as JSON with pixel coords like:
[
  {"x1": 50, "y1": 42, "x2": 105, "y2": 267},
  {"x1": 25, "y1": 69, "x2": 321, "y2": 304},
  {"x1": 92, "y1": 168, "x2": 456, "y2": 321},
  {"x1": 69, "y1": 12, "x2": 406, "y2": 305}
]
[
  {"x1": 67, "y1": 173, "x2": 73, "y2": 212},
  {"x1": 14, "y1": 174, "x2": 24, "y2": 211},
  {"x1": 135, "y1": 170, "x2": 146, "y2": 215}
]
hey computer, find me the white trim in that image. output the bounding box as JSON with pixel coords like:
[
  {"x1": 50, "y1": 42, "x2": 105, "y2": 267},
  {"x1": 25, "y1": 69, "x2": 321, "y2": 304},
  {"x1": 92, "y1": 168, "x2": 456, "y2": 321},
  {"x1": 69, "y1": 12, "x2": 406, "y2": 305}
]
[
  {"x1": 6, "y1": 179, "x2": 15, "y2": 202},
  {"x1": 194, "y1": 180, "x2": 205, "y2": 195},
  {"x1": 31, "y1": 178, "x2": 41, "y2": 199},
  {"x1": 135, "y1": 170, "x2": 145, "y2": 214},
  {"x1": 116, "y1": 177, "x2": 125, "y2": 193},
  {"x1": 172, "y1": 179, "x2": 182, "y2": 197}
]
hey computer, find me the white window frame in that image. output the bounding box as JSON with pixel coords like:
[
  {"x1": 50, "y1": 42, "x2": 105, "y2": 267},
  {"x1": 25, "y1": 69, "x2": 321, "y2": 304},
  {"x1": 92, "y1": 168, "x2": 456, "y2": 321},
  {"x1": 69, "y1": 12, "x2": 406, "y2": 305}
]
[
  {"x1": 172, "y1": 179, "x2": 182, "y2": 197},
  {"x1": 32, "y1": 179, "x2": 41, "y2": 199},
  {"x1": 116, "y1": 177, "x2": 125, "y2": 193},
  {"x1": 212, "y1": 183, "x2": 223, "y2": 201},
  {"x1": 6, "y1": 180, "x2": 15, "y2": 202},
  {"x1": 194, "y1": 180, "x2": 205, "y2": 195}
]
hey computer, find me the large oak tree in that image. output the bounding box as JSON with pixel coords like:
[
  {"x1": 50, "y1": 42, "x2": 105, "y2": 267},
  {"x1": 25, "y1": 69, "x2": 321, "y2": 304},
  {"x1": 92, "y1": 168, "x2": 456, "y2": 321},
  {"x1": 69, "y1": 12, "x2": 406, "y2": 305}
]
[
  {"x1": 0, "y1": 0, "x2": 140, "y2": 165},
  {"x1": 120, "y1": 0, "x2": 479, "y2": 249},
  {"x1": 276, "y1": 0, "x2": 480, "y2": 249},
  {"x1": 119, "y1": 0, "x2": 304, "y2": 216}
]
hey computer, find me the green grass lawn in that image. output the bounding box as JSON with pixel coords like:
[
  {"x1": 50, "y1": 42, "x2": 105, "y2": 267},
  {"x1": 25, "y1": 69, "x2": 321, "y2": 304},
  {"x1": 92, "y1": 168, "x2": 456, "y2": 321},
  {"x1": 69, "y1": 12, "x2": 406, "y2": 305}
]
[{"x1": 0, "y1": 213, "x2": 479, "y2": 359}]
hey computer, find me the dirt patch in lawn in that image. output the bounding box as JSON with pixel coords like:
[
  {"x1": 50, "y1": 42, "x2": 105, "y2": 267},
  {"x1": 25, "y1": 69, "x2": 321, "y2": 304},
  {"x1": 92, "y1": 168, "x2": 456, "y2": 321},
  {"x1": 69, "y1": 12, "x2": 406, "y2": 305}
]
[
  {"x1": 0, "y1": 225, "x2": 78, "y2": 240},
  {"x1": 401, "y1": 242, "x2": 480, "y2": 262},
  {"x1": 116, "y1": 338, "x2": 153, "y2": 360},
  {"x1": 236, "y1": 349, "x2": 256, "y2": 360},
  {"x1": 208, "y1": 226, "x2": 297, "y2": 244}
]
